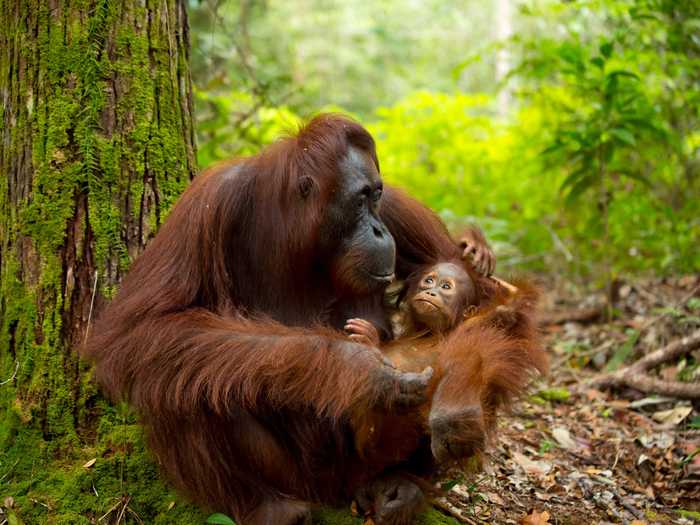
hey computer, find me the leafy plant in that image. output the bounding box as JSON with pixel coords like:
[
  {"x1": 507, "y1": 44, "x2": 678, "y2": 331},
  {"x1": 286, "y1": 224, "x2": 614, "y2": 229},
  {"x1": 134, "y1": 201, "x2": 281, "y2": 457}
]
[{"x1": 206, "y1": 513, "x2": 236, "y2": 525}]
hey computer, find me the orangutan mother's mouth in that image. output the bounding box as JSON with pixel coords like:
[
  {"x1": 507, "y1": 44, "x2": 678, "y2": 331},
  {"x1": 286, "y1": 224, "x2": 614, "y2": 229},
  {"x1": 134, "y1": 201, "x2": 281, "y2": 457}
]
[{"x1": 368, "y1": 272, "x2": 395, "y2": 284}]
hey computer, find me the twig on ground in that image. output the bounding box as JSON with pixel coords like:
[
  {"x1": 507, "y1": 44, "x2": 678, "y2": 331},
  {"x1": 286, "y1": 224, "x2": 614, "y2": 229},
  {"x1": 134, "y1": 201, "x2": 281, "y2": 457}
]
[{"x1": 433, "y1": 498, "x2": 475, "y2": 524}]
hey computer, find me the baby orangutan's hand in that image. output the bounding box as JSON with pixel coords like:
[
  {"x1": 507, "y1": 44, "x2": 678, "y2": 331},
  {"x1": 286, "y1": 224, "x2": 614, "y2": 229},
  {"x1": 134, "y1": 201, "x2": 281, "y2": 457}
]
[{"x1": 345, "y1": 318, "x2": 381, "y2": 347}]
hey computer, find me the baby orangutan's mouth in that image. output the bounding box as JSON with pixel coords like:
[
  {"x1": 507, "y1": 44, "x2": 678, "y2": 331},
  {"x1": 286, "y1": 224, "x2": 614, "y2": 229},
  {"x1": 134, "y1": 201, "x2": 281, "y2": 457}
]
[{"x1": 414, "y1": 298, "x2": 439, "y2": 311}]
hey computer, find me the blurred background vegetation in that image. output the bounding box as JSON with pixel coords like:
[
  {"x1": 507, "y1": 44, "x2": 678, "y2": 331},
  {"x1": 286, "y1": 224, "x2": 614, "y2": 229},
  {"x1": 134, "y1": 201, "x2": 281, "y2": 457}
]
[{"x1": 190, "y1": 0, "x2": 700, "y2": 287}]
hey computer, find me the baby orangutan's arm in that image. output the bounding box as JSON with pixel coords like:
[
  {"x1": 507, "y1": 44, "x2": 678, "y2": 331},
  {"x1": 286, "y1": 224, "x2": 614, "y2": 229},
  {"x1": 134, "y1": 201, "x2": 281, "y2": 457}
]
[{"x1": 345, "y1": 318, "x2": 382, "y2": 347}]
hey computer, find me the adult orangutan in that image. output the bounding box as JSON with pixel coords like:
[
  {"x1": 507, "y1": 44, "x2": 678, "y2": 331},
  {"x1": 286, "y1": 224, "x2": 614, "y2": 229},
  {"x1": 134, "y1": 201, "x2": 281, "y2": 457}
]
[{"x1": 83, "y1": 114, "x2": 496, "y2": 525}]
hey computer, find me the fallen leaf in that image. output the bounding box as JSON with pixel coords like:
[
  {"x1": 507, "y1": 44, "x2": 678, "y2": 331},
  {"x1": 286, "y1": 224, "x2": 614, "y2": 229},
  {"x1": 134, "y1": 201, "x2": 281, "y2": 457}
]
[
  {"x1": 167, "y1": 501, "x2": 175, "y2": 511},
  {"x1": 512, "y1": 451, "x2": 552, "y2": 477},
  {"x1": 486, "y1": 491, "x2": 505, "y2": 505},
  {"x1": 552, "y1": 426, "x2": 577, "y2": 450},
  {"x1": 585, "y1": 388, "x2": 605, "y2": 400},
  {"x1": 83, "y1": 458, "x2": 96, "y2": 468},
  {"x1": 652, "y1": 405, "x2": 692, "y2": 425},
  {"x1": 637, "y1": 454, "x2": 650, "y2": 466},
  {"x1": 637, "y1": 432, "x2": 674, "y2": 449},
  {"x1": 520, "y1": 509, "x2": 551, "y2": 525}
]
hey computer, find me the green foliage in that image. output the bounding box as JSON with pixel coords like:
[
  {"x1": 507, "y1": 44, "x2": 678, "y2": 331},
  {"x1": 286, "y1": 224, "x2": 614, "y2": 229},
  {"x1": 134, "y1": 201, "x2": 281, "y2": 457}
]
[
  {"x1": 676, "y1": 509, "x2": 700, "y2": 521},
  {"x1": 195, "y1": 90, "x2": 302, "y2": 167},
  {"x1": 189, "y1": 0, "x2": 500, "y2": 119},
  {"x1": 539, "y1": 439, "x2": 554, "y2": 455},
  {"x1": 369, "y1": 91, "x2": 559, "y2": 271},
  {"x1": 192, "y1": 0, "x2": 699, "y2": 279},
  {"x1": 511, "y1": 0, "x2": 700, "y2": 276}
]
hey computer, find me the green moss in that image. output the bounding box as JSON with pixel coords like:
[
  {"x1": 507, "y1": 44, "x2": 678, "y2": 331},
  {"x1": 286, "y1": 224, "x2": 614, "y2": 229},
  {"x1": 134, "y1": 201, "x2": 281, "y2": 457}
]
[
  {"x1": 1, "y1": 404, "x2": 207, "y2": 524},
  {"x1": 312, "y1": 508, "x2": 362, "y2": 525}
]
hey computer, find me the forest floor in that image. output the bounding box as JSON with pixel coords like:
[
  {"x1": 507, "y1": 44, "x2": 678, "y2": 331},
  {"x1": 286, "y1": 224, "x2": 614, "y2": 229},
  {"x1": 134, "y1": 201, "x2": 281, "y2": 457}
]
[
  {"x1": 433, "y1": 275, "x2": 700, "y2": 525},
  {"x1": 1, "y1": 276, "x2": 698, "y2": 525}
]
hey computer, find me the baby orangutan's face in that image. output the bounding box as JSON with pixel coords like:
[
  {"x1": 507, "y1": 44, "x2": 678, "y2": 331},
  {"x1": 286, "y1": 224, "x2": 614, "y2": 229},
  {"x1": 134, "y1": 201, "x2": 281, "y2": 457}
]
[{"x1": 409, "y1": 262, "x2": 475, "y2": 333}]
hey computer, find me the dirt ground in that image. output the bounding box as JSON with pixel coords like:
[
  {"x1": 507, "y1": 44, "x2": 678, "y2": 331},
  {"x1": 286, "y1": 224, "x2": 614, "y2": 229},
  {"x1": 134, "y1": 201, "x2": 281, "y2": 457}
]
[{"x1": 434, "y1": 275, "x2": 700, "y2": 525}]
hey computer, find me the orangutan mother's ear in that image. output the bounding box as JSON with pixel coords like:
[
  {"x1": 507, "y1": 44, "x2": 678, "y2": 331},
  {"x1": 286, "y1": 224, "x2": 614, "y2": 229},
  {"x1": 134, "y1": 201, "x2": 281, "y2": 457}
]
[{"x1": 298, "y1": 175, "x2": 315, "y2": 199}]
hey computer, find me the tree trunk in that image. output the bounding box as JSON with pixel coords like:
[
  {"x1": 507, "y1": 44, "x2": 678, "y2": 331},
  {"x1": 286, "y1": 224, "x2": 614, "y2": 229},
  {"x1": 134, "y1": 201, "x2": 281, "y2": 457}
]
[
  {"x1": 494, "y1": 0, "x2": 512, "y2": 115},
  {"x1": 0, "y1": 0, "x2": 195, "y2": 517}
]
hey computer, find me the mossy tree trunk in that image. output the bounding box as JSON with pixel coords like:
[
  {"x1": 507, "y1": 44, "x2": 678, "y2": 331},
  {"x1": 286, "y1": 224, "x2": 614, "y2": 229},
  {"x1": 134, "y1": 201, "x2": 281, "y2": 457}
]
[{"x1": 1, "y1": 0, "x2": 195, "y2": 482}]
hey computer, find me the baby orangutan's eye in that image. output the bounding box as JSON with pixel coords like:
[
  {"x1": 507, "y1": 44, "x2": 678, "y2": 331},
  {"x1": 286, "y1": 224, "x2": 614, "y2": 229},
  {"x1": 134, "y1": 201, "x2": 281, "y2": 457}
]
[
  {"x1": 441, "y1": 283, "x2": 451, "y2": 290},
  {"x1": 425, "y1": 277, "x2": 434, "y2": 285}
]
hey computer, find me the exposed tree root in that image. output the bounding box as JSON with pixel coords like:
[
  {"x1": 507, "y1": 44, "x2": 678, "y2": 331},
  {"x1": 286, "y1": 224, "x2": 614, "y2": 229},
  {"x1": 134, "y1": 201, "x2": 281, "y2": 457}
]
[{"x1": 589, "y1": 330, "x2": 700, "y2": 399}]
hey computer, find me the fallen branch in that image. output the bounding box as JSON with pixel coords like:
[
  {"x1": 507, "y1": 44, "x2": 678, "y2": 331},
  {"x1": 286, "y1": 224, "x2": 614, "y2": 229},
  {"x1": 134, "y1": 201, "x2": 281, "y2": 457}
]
[
  {"x1": 589, "y1": 330, "x2": 700, "y2": 399},
  {"x1": 540, "y1": 306, "x2": 603, "y2": 326}
]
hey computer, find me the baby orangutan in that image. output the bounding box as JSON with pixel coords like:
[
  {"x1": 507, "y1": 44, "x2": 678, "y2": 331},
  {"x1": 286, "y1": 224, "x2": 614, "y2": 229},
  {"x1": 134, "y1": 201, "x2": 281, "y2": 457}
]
[
  {"x1": 345, "y1": 262, "x2": 477, "y2": 348},
  {"x1": 344, "y1": 261, "x2": 545, "y2": 471}
]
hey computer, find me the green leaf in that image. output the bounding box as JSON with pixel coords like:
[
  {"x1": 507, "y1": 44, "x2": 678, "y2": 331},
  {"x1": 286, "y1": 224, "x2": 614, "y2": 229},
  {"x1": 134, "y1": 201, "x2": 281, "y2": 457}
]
[
  {"x1": 606, "y1": 69, "x2": 640, "y2": 81},
  {"x1": 535, "y1": 387, "x2": 571, "y2": 402},
  {"x1": 677, "y1": 510, "x2": 700, "y2": 521},
  {"x1": 558, "y1": 42, "x2": 584, "y2": 69},
  {"x1": 591, "y1": 56, "x2": 605, "y2": 69},
  {"x1": 560, "y1": 167, "x2": 589, "y2": 191},
  {"x1": 206, "y1": 513, "x2": 236, "y2": 525},
  {"x1": 609, "y1": 128, "x2": 636, "y2": 146},
  {"x1": 564, "y1": 174, "x2": 596, "y2": 204},
  {"x1": 687, "y1": 298, "x2": 700, "y2": 311},
  {"x1": 451, "y1": 53, "x2": 483, "y2": 81},
  {"x1": 441, "y1": 477, "x2": 462, "y2": 491},
  {"x1": 541, "y1": 141, "x2": 566, "y2": 156},
  {"x1": 606, "y1": 330, "x2": 639, "y2": 372},
  {"x1": 617, "y1": 170, "x2": 651, "y2": 187},
  {"x1": 599, "y1": 41, "x2": 613, "y2": 59},
  {"x1": 683, "y1": 19, "x2": 700, "y2": 32}
]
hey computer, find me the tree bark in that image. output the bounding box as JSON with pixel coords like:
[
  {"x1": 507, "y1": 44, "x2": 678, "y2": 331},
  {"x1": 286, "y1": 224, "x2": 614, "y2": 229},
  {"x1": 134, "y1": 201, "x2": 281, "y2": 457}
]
[{"x1": 0, "y1": 0, "x2": 195, "y2": 445}]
